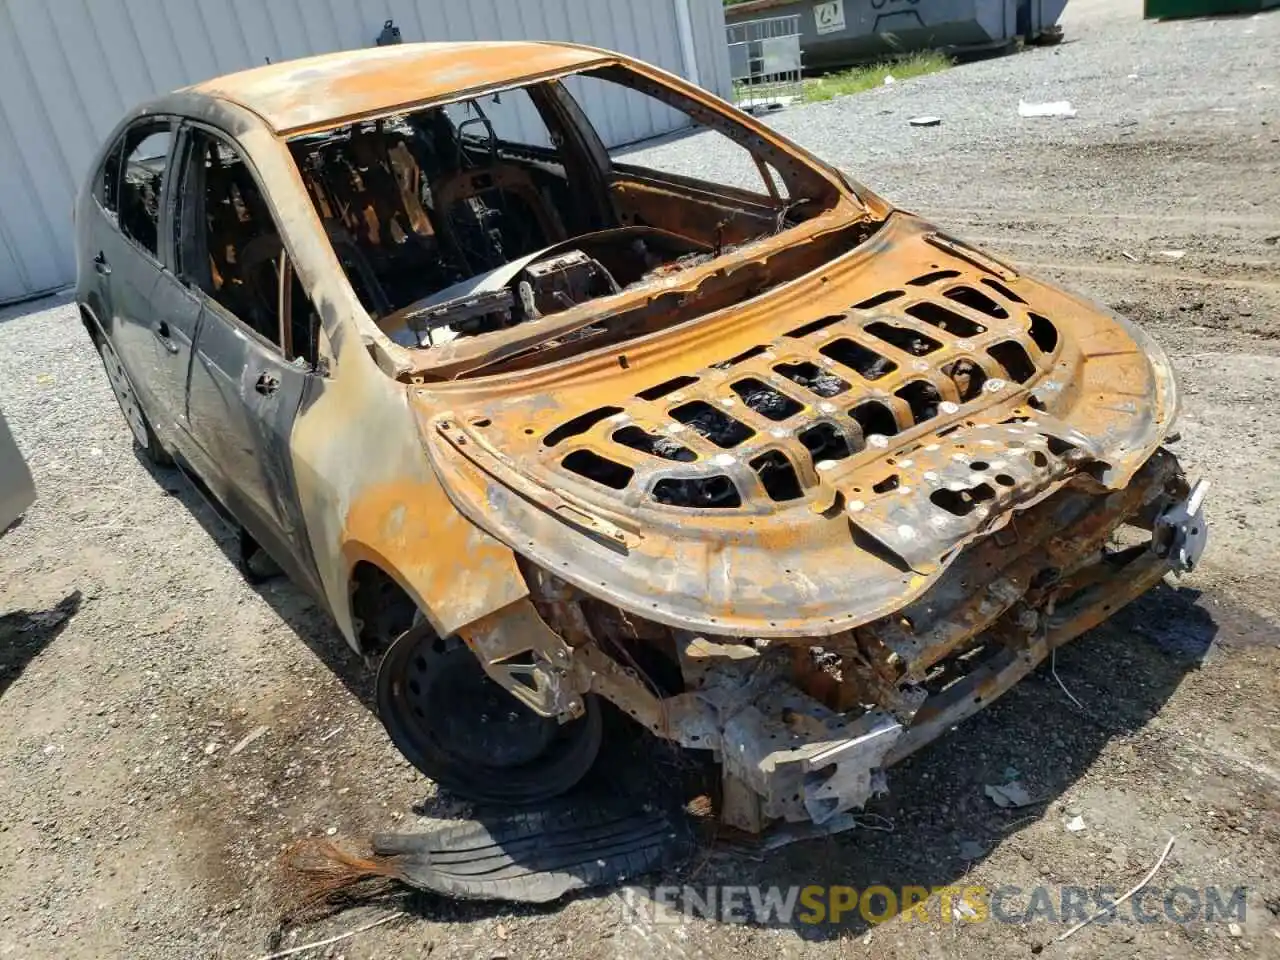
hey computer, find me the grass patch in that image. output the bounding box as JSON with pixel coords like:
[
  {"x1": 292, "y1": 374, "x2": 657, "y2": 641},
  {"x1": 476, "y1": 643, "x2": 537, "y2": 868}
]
[{"x1": 803, "y1": 52, "x2": 952, "y2": 103}]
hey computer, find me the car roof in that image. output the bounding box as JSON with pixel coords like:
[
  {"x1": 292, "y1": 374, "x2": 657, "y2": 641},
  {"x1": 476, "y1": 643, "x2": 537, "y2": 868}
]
[{"x1": 188, "y1": 41, "x2": 614, "y2": 136}]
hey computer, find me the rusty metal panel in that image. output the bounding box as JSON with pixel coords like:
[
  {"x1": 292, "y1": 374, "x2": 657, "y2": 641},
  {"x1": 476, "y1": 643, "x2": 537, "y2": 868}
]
[{"x1": 0, "y1": 0, "x2": 731, "y2": 303}]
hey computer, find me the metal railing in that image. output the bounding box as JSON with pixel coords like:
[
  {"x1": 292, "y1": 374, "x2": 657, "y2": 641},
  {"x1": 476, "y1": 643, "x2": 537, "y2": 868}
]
[{"x1": 726, "y1": 14, "x2": 804, "y2": 112}]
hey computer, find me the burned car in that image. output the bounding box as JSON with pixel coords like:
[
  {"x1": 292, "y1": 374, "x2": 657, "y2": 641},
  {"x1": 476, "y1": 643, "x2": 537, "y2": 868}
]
[{"x1": 76, "y1": 42, "x2": 1207, "y2": 832}]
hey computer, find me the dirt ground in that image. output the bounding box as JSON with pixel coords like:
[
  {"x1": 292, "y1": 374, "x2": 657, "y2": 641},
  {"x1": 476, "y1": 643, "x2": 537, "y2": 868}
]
[{"x1": 1, "y1": 2, "x2": 1278, "y2": 958}]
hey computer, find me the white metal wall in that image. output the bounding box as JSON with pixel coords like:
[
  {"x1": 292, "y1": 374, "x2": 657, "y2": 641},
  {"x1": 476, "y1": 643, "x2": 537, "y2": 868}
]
[{"x1": 0, "y1": 0, "x2": 732, "y2": 304}]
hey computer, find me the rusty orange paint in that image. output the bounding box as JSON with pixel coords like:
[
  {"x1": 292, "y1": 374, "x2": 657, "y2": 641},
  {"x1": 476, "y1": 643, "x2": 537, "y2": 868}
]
[
  {"x1": 191, "y1": 42, "x2": 613, "y2": 135},
  {"x1": 341, "y1": 478, "x2": 527, "y2": 638}
]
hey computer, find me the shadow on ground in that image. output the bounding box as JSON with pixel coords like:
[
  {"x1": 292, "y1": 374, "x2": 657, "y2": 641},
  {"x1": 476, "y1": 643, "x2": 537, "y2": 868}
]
[
  {"x1": 0, "y1": 290, "x2": 72, "y2": 326},
  {"x1": 136, "y1": 454, "x2": 377, "y2": 712},
  {"x1": 0, "y1": 590, "x2": 83, "y2": 701}
]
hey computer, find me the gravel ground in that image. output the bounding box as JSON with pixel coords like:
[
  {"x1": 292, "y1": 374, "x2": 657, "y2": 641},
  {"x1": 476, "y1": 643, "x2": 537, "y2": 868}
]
[{"x1": 2, "y1": 2, "x2": 1278, "y2": 958}]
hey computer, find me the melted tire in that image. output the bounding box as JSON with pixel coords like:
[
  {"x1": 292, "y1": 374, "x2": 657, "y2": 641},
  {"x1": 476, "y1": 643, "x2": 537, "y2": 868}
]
[
  {"x1": 370, "y1": 797, "x2": 693, "y2": 902},
  {"x1": 376, "y1": 623, "x2": 602, "y2": 804}
]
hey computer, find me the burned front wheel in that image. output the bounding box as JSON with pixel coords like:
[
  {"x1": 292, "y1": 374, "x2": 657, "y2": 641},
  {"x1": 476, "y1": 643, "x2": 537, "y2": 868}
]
[{"x1": 376, "y1": 624, "x2": 602, "y2": 804}]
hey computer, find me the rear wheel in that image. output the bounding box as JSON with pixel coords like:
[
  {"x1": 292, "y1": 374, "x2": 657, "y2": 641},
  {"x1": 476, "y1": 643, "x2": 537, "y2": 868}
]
[
  {"x1": 95, "y1": 334, "x2": 170, "y2": 466},
  {"x1": 376, "y1": 624, "x2": 602, "y2": 804}
]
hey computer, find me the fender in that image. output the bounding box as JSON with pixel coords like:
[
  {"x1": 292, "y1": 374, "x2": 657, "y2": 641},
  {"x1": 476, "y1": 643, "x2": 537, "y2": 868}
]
[
  {"x1": 287, "y1": 303, "x2": 527, "y2": 651},
  {"x1": 338, "y1": 476, "x2": 529, "y2": 647}
]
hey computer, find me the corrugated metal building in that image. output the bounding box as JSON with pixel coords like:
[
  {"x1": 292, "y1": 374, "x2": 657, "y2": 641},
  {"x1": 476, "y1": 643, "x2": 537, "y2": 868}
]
[{"x1": 0, "y1": 0, "x2": 731, "y2": 304}]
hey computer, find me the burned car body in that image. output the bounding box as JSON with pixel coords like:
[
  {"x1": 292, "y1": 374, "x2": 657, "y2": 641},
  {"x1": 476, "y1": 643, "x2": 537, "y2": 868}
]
[{"x1": 75, "y1": 42, "x2": 1206, "y2": 832}]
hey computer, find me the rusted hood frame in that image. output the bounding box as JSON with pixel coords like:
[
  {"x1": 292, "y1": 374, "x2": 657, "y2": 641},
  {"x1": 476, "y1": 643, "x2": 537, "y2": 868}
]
[{"x1": 415, "y1": 213, "x2": 1178, "y2": 638}]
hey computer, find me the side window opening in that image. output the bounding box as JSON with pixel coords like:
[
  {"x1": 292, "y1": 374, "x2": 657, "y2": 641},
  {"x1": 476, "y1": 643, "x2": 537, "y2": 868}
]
[
  {"x1": 119, "y1": 122, "x2": 173, "y2": 257},
  {"x1": 281, "y1": 258, "x2": 321, "y2": 368},
  {"x1": 565, "y1": 67, "x2": 813, "y2": 220},
  {"x1": 97, "y1": 136, "x2": 126, "y2": 220},
  {"x1": 765, "y1": 163, "x2": 792, "y2": 200},
  {"x1": 176, "y1": 128, "x2": 320, "y2": 366}
]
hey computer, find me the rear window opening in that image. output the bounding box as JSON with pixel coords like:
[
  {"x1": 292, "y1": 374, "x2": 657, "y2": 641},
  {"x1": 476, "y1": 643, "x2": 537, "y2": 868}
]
[{"x1": 285, "y1": 63, "x2": 853, "y2": 376}]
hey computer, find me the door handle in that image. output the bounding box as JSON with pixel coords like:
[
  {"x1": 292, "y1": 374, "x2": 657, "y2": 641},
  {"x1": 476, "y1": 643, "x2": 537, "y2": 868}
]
[
  {"x1": 152, "y1": 321, "x2": 179, "y2": 354},
  {"x1": 93, "y1": 251, "x2": 111, "y2": 276},
  {"x1": 255, "y1": 372, "x2": 280, "y2": 397}
]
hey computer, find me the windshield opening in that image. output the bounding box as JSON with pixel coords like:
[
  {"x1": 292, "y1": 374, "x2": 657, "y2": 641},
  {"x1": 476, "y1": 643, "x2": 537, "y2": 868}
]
[{"x1": 286, "y1": 64, "x2": 851, "y2": 369}]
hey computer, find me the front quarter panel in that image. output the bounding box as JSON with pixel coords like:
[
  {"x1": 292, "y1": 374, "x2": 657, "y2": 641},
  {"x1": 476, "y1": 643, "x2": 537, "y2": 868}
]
[{"x1": 290, "y1": 343, "x2": 529, "y2": 647}]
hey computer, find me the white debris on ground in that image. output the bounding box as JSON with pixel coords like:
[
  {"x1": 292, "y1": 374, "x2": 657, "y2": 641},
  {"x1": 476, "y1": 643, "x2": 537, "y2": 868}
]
[{"x1": 1018, "y1": 99, "x2": 1077, "y2": 118}]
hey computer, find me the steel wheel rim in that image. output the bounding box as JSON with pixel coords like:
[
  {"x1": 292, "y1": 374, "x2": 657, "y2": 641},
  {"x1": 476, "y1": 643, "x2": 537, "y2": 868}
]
[
  {"x1": 100, "y1": 338, "x2": 148, "y2": 448},
  {"x1": 377, "y1": 626, "x2": 604, "y2": 803},
  {"x1": 392, "y1": 636, "x2": 562, "y2": 769}
]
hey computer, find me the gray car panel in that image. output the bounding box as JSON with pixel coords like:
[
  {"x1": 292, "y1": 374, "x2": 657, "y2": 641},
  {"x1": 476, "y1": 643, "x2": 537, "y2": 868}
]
[
  {"x1": 0, "y1": 409, "x2": 35, "y2": 534},
  {"x1": 166, "y1": 122, "x2": 322, "y2": 595},
  {"x1": 185, "y1": 297, "x2": 313, "y2": 584},
  {"x1": 88, "y1": 120, "x2": 178, "y2": 432}
]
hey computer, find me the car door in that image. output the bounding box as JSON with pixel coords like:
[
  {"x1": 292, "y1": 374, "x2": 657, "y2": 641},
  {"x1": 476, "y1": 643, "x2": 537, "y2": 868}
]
[
  {"x1": 83, "y1": 134, "x2": 126, "y2": 350},
  {"x1": 187, "y1": 294, "x2": 314, "y2": 575},
  {"x1": 173, "y1": 123, "x2": 321, "y2": 590},
  {"x1": 141, "y1": 122, "x2": 207, "y2": 448},
  {"x1": 94, "y1": 119, "x2": 183, "y2": 430}
]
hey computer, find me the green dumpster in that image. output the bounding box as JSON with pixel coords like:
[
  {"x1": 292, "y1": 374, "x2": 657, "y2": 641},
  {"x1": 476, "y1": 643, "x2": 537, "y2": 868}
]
[{"x1": 1145, "y1": 0, "x2": 1279, "y2": 18}]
